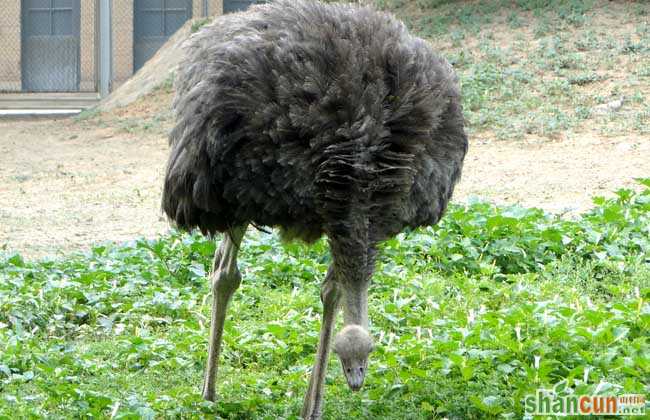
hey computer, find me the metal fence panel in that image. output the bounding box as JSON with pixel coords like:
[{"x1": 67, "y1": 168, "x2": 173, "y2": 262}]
[
  {"x1": 223, "y1": 0, "x2": 259, "y2": 13},
  {"x1": 22, "y1": 0, "x2": 81, "y2": 92},
  {"x1": 0, "y1": 0, "x2": 97, "y2": 93},
  {"x1": 133, "y1": 0, "x2": 192, "y2": 72}
]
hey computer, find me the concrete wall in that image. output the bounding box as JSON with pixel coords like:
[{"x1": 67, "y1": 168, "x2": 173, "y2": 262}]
[
  {"x1": 0, "y1": 1, "x2": 21, "y2": 91},
  {"x1": 210, "y1": 0, "x2": 224, "y2": 16},
  {"x1": 112, "y1": 0, "x2": 135, "y2": 89},
  {"x1": 196, "y1": 0, "x2": 225, "y2": 17},
  {"x1": 193, "y1": 0, "x2": 202, "y2": 19},
  {"x1": 80, "y1": 0, "x2": 97, "y2": 91}
]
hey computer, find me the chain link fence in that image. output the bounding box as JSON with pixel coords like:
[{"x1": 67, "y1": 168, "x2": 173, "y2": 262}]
[
  {"x1": 0, "y1": 0, "x2": 258, "y2": 95},
  {"x1": 0, "y1": 0, "x2": 96, "y2": 93}
]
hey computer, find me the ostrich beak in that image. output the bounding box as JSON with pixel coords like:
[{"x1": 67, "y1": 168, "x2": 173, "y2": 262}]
[{"x1": 343, "y1": 364, "x2": 367, "y2": 391}]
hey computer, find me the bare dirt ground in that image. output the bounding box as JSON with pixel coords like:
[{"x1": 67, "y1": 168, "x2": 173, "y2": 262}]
[
  {"x1": 0, "y1": 115, "x2": 169, "y2": 260},
  {"x1": 2, "y1": 102, "x2": 648, "y2": 259}
]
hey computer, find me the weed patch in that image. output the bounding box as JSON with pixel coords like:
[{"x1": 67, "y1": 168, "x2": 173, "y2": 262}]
[{"x1": 1, "y1": 181, "x2": 648, "y2": 418}]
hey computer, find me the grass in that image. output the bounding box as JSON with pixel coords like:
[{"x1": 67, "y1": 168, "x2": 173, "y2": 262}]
[
  {"x1": 191, "y1": 18, "x2": 212, "y2": 34},
  {"x1": 1, "y1": 180, "x2": 648, "y2": 419}
]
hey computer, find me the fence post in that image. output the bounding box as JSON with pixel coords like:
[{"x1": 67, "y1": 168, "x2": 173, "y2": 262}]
[
  {"x1": 203, "y1": 0, "x2": 209, "y2": 16},
  {"x1": 99, "y1": 0, "x2": 112, "y2": 97}
]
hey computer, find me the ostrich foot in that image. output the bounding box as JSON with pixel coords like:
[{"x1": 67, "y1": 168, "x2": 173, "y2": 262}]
[
  {"x1": 301, "y1": 402, "x2": 322, "y2": 420},
  {"x1": 301, "y1": 375, "x2": 324, "y2": 420},
  {"x1": 201, "y1": 384, "x2": 216, "y2": 402}
]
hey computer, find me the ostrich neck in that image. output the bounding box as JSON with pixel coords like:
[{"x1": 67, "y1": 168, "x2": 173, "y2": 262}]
[
  {"x1": 342, "y1": 281, "x2": 369, "y2": 328},
  {"x1": 329, "y1": 216, "x2": 371, "y2": 330}
]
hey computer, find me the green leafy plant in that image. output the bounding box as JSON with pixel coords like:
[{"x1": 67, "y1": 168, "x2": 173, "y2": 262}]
[{"x1": 1, "y1": 181, "x2": 648, "y2": 418}]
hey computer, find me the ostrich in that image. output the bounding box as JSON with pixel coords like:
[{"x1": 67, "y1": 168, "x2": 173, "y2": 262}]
[{"x1": 162, "y1": 0, "x2": 468, "y2": 418}]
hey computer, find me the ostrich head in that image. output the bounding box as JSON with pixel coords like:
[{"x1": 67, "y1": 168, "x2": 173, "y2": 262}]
[
  {"x1": 326, "y1": 226, "x2": 375, "y2": 391},
  {"x1": 333, "y1": 325, "x2": 374, "y2": 391}
]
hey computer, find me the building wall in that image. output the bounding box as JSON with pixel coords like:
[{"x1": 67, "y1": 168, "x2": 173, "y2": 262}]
[
  {"x1": 210, "y1": 0, "x2": 224, "y2": 16},
  {"x1": 112, "y1": 0, "x2": 135, "y2": 89},
  {"x1": 0, "y1": 1, "x2": 21, "y2": 91},
  {"x1": 0, "y1": 0, "x2": 225, "y2": 93},
  {"x1": 193, "y1": 0, "x2": 202, "y2": 19},
  {"x1": 80, "y1": 0, "x2": 97, "y2": 91},
  {"x1": 197, "y1": 0, "x2": 225, "y2": 17}
]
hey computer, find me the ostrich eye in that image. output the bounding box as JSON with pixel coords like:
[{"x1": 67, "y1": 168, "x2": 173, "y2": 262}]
[
  {"x1": 346, "y1": 368, "x2": 351, "y2": 373},
  {"x1": 359, "y1": 367, "x2": 364, "y2": 373}
]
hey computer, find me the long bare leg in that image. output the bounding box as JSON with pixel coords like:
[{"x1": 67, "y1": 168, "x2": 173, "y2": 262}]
[
  {"x1": 301, "y1": 267, "x2": 341, "y2": 420},
  {"x1": 202, "y1": 225, "x2": 247, "y2": 401},
  {"x1": 365, "y1": 246, "x2": 378, "y2": 280}
]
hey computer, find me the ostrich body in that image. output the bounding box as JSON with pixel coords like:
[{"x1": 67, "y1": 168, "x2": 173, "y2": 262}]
[{"x1": 162, "y1": 0, "x2": 468, "y2": 418}]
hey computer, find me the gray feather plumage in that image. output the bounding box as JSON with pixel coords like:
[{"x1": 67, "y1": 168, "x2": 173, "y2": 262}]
[{"x1": 162, "y1": 0, "x2": 468, "y2": 243}]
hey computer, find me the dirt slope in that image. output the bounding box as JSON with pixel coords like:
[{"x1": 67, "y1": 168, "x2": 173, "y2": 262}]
[{"x1": 97, "y1": 18, "x2": 203, "y2": 111}]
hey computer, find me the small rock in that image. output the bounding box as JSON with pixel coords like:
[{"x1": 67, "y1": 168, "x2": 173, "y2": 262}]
[
  {"x1": 615, "y1": 142, "x2": 632, "y2": 152},
  {"x1": 592, "y1": 96, "x2": 625, "y2": 115}
]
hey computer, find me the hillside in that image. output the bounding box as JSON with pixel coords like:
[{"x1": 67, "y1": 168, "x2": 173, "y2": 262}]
[
  {"x1": 387, "y1": 0, "x2": 649, "y2": 141},
  {"x1": 97, "y1": 0, "x2": 650, "y2": 141}
]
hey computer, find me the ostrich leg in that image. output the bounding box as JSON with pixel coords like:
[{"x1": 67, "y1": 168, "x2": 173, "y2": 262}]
[
  {"x1": 202, "y1": 225, "x2": 247, "y2": 401},
  {"x1": 301, "y1": 268, "x2": 341, "y2": 419}
]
